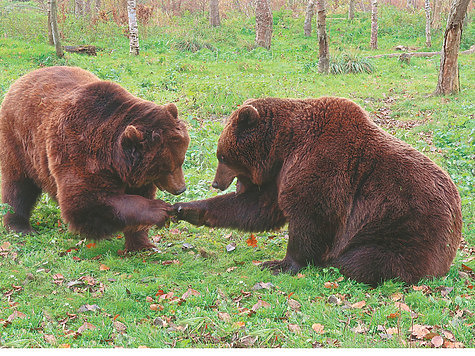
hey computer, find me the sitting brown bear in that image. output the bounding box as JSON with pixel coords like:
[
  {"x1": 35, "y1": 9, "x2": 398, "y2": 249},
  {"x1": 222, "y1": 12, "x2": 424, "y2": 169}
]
[
  {"x1": 0, "y1": 66, "x2": 189, "y2": 251},
  {"x1": 175, "y1": 97, "x2": 462, "y2": 286}
]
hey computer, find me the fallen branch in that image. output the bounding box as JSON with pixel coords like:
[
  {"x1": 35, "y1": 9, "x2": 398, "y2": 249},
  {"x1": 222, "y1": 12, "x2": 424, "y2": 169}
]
[
  {"x1": 367, "y1": 44, "x2": 474, "y2": 59},
  {"x1": 63, "y1": 45, "x2": 97, "y2": 56}
]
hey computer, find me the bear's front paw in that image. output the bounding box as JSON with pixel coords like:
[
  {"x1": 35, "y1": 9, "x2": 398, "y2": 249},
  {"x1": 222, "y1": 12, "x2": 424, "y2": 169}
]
[
  {"x1": 172, "y1": 203, "x2": 206, "y2": 226},
  {"x1": 261, "y1": 258, "x2": 302, "y2": 275}
]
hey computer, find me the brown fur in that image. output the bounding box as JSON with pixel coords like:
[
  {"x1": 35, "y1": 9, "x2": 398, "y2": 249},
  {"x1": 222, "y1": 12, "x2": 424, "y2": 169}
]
[
  {"x1": 175, "y1": 97, "x2": 462, "y2": 286},
  {"x1": 0, "y1": 66, "x2": 189, "y2": 251}
]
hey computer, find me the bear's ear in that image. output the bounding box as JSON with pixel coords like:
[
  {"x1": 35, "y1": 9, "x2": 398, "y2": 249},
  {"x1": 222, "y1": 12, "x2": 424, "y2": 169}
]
[
  {"x1": 236, "y1": 105, "x2": 259, "y2": 132},
  {"x1": 165, "y1": 103, "x2": 178, "y2": 120}
]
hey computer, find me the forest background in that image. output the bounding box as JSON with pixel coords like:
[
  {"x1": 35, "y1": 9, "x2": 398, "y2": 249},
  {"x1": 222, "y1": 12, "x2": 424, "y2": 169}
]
[{"x1": 0, "y1": 0, "x2": 474, "y2": 348}]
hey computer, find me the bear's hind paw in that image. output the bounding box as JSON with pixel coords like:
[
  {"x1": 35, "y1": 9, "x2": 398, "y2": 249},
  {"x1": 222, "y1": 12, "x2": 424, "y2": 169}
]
[{"x1": 261, "y1": 258, "x2": 301, "y2": 275}]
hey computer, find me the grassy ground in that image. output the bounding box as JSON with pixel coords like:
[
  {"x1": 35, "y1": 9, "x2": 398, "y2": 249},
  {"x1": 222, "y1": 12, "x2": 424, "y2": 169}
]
[{"x1": 0, "y1": 2, "x2": 474, "y2": 348}]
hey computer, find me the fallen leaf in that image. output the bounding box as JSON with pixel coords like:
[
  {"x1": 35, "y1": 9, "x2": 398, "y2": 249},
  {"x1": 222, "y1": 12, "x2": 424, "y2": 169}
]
[
  {"x1": 181, "y1": 288, "x2": 200, "y2": 300},
  {"x1": 146, "y1": 296, "x2": 154, "y2": 303},
  {"x1": 288, "y1": 323, "x2": 301, "y2": 334},
  {"x1": 312, "y1": 323, "x2": 325, "y2": 334},
  {"x1": 99, "y1": 264, "x2": 110, "y2": 271},
  {"x1": 387, "y1": 312, "x2": 400, "y2": 319},
  {"x1": 351, "y1": 323, "x2": 369, "y2": 334},
  {"x1": 431, "y1": 335, "x2": 444, "y2": 348},
  {"x1": 78, "y1": 304, "x2": 100, "y2": 313},
  {"x1": 409, "y1": 324, "x2": 431, "y2": 339},
  {"x1": 394, "y1": 301, "x2": 412, "y2": 313},
  {"x1": 162, "y1": 259, "x2": 180, "y2": 265},
  {"x1": 246, "y1": 234, "x2": 258, "y2": 247},
  {"x1": 86, "y1": 243, "x2": 96, "y2": 249},
  {"x1": 43, "y1": 334, "x2": 56, "y2": 345},
  {"x1": 217, "y1": 312, "x2": 231, "y2": 322},
  {"x1": 440, "y1": 286, "x2": 454, "y2": 297},
  {"x1": 182, "y1": 243, "x2": 194, "y2": 250},
  {"x1": 351, "y1": 300, "x2": 366, "y2": 309},
  {"x1": 461, "y1": 264, "x2": 472, "y2": 272},
  {"x1": 226, "y1": 243, "x2": 236, "y2": 252},
  {"x1": 288, "y1": 299, "x2": 301, "y2": 312},
  {"x1": 324, "y1": 282, "x2": 339, "y2": 289},
  {"x1": 233, "y1": 321, "x2": 245, "y2": 328},
  {"x1": 7, "y1": 310, "x2": 27, "y2": 322},
  {"x1": 239, "y1": 335, "x2": 257, "y2": 347},
  {"x1": 251, "y1": 299, "x2": 271, "y2": 311},
  {"x1": 0, "y1": 242, "x2": 11, "y2": 251},
  {"x1": 72, "y1": 256, "x2": 81, "y2": 261},
  {"x1": 442, "y1": 330, "x2": 455, "y2": 341},
  {"x1": 226, "y1": 266, "x2": 238, "y2": 273},
  {"x1": 252, "y1": 260, "x2": 262, "y2": 266},
  {"x1": 150, "y1": 304, "x2": 163, "y2": 311},
  {"x1": 58, "y1": 344, "x2": 71, "y2": 348},
  {"x1": 113, "y1": 314, "x2": 120, "y2": 321},
  {"x1": 113, "y1": 320, "x2": 127, "y2": 333},
  {"x1": 296, "y1": 273, "x2": 305, "y2": 278},
  {"x1": 77, "y1": 322, "x2": 96, "y2": 334},
  {"x1": 252, "y1": 282, "x2": 275, "y2": 290},
  {"x1": 390, "y1": 292, "x2": 403, "y2": 301}
]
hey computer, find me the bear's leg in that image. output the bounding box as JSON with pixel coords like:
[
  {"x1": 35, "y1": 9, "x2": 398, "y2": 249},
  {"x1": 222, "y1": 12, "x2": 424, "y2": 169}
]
[
  {"x1": 261, "y1": 219, "x2": 325, "y2": 275},
  {"x1": 174, "y1": 183, "x2": 286, "y2": 232},
  {"x1": 2, "y1": 176, "x2": 41, "y2": 234},
  {"x1": 333, "y1": 245, "x2": 423, "y2": 286},
  {"x1": 123, "y1": 184, "x2": 159, "y2": 252}
]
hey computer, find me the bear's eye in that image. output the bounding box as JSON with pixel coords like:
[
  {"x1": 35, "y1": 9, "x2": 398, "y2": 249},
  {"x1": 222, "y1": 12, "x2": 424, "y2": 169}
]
[{"x1": 218, "y1": 155, "x2": 225, "y2": 163}]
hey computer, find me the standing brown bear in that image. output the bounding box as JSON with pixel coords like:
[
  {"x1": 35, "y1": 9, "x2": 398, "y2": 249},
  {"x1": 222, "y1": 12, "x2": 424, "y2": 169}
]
[
  {"x1": 0, "y1": 66, "x2": 189, "y2": 251},
  {"x1": 174, "y1": 97, "x2": 462, "y2": 286}
]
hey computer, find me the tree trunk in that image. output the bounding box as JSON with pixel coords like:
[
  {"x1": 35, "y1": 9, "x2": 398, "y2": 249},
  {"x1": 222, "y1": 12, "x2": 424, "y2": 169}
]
[
  {"x1": 434, "y1": 0, "x2": 471, "y2": 95},
  {"x1": 370, "y1": 0, "x2": 378, "y2": 50},
  {"x1": 75, "y1": 0, "x2": 84, "y2": 16},
  {"x1": 48, "y1": 0, "x2": 63, "y2": 58},
  {"x1": 304, "y1": 0, "x2": 316, "y2": 37},
  {"x1": 431, "y1": 0, "x2": 442, "y2": 29},
  {"x1": 348, "y1": 0, "x2": 355, "y2": 20},
  {"x1": 210, "y1": 0, "x2": 220, "y2": 27},
  {"x1": 255, "y1": 0, "x2": 272, "y2": 49},
  {"x1": 47, "y1": 5, "x2": 54, "y2": 45},
  {"x1": 232, "y1": 0, "x2": 242, "y2": 12},
  {"x1": 425, "y1": 0, "x2": 431, "y2": 47},
  {"x1": 127, "y1": 0, "x2": 139, "y2": 55},
  {"x1": 316, "y1": 0, "x2": 329, "y2": 73}
]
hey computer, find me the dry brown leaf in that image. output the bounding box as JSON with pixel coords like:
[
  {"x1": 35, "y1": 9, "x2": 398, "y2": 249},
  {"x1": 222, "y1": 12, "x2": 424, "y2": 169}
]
[
  {"x1": 58, "y1": 344, "x2": 71, "y2": 348},
  {"x1": 288, "y1": 299, "x2": 301, "y2": 312},
  {"x1": 296, "y1": 273, "x2": 305, "y2": 278},
  {"x1": 394, "y1": 301, "x2": 412, "y2": 313},
  {"x1": 351, "y1": 323, "x2": 369, "y2": 334},
  {"x1": 288, "y1": 323, "x2": 301, "y2": 334},
  {"x1": 351, "y1": 300, "x2": 366, "y2": 309},
  {"x1": 0, "y1": 242, "x2": 11, "y2": 251},
  {"x1": 312, "y1": 323, "x2": 325, "y2": 334},
  {"x1": 252, "y1": 299, "x2": 271, "y2": 311},
  {"x1": 386, "y1": 327, "x2": 399, "y2": 335},
  {"x1": 324, "y1": 282, "x2": 339, "y2": 289},
  {"x1": 150, "y1": 304, "x2": 163, "y2": 311},
  {"x1": 43, "y1": 334, "x2": 57, "y2": 345},
  {"x1": 226, "y1": 266, "x2": 238, "y2": 272},
  {"x1": 99, "y1": 264, "x2": 110, "y2": 271},
  {"x1": 77, "y1": 322, "x2": 96, "y2": 334},
  {"x1": 113, "y1": 320, "x2": 127, "y2": 333},
  {"x1": 390, "y1": 292, "x2": 403, "y2": 301},
  {"x1": 233, "y1": 321, "x2": 245, "y2": 328},
  {"x1": 181, "y1": 288, "x2": 200, "y2": 300},
  {"x1": 7, "y1": 310, "x2": 27, "y2": 322},
  {"x1": 145, "y1": 296, "x2": 154, "y2": 303},
  {"x1": 409, "y1": 324, "x2": 431, "y2": 339},
  {"x1": 162, "y1": 259, "x2": 180, "y2": 265},
  {"x1": 217, "y1": 312, "x2": 231, "y2": 322},
  {"x1": 431, "y1": 335, "x2": 444, "y2": 348}
]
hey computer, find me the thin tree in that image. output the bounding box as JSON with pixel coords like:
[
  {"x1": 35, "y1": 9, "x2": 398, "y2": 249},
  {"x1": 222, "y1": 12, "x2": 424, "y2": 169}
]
[
  {"x1": 47, "y1": 5, "x2": 54, "y2": 45},
  {"x1": 431, "y1": 0, "x2": 442, "y2": 29},
  {"x1": 370, "y1": 0, "x2": 378, "y2": 50},
  {"x1": 127, "y1": 0, "x2": 139, "y2": 55},
  {"x1": 434, "y1": 0, "x2": 471, "y2": 95},
  {"x1": 424, "y1": 0, "x2": 432, "y2": 47},
  {"x1": 232, "y1": 0, "x2": 242, "y2": 12},
  {"x1": 304, "y1": 0, "x2": 316, "y2": 37},
  {"x1": 316, "y1": 0, "x2": 329, "y2": 73},
  {"x1": 48, "y1": 0, "x2": 63, "y2": 58},
  {"x1": 348, "y1": 0, "x2": 355, "y2": 20},
  {"x1": 210, "y1": 0, "x2": 220, "y2": 27},
  {"x1": 255, "y1": 0, "x2": 272, "y2": 49}
]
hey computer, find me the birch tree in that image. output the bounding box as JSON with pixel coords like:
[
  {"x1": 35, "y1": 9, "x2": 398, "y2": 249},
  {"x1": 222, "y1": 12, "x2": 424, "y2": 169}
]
[
  {"x1": 316, "y1": 0, "x2": 329, "y2": 73},
  {"x1": 48, "y1": 0, "x2": 63, "y2": 58},
  {"x1": 370, "y1": 0, "x2": 378, "y2": 50},
  {"x1": 431, "y1": 0, "x2": 442, "y2": 29},
  {"x1": 127, "y1": 0, "x2": 139, "y2": 55},
  {"x1": 210, "y1": 0, "x2": 220, "y2": 27},
  {"x1": 304, "y1": 0, "x2": 316, "y2": 37},
  {"x1": 255, "y1": 0, "x2": 272, "y2": 49},
  {"x1": 425, "y1": 0, "x2": 432, "y2": 47},
  {"x1": 434, "y1": 0, "x2": 471, "y2": 95},
  {"x1": 348, "y1": 0, "x2": 355, "y2": 20}
]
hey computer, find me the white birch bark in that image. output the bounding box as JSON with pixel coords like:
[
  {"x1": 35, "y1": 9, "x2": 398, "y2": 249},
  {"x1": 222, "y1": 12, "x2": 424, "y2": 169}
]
[{"x1": 127, "y1": 0, "x2": 139, "y2": 55}]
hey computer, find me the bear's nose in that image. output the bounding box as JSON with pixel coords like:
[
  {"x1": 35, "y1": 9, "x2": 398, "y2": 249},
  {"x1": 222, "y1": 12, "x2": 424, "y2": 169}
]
[
  {"x1": 174, "y1": 186, "x2": 186, "y2": 195},
  {"x1": 212, "y1": 181, "x2": 219, "y2": 189}
]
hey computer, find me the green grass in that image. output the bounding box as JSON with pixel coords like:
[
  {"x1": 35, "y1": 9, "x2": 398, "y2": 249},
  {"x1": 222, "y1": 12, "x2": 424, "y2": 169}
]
[{"x1": 0, "y1": 1, "x2": 474, "y2": 348}]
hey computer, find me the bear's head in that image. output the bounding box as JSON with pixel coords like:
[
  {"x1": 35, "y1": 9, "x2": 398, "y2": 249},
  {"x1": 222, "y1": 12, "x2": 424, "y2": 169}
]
[
  {"x1": 212, "y1": 100, "x2": 284, "y2": 193},
  {"x1": 116, "y1": 102, "x2": 190, "y2": 195}
]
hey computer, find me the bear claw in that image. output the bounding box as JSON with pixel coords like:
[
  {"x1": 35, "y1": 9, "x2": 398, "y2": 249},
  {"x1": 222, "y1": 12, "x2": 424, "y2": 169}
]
[{"x1": 261, "y1": 259, "x2": 301, "y2": 275}]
